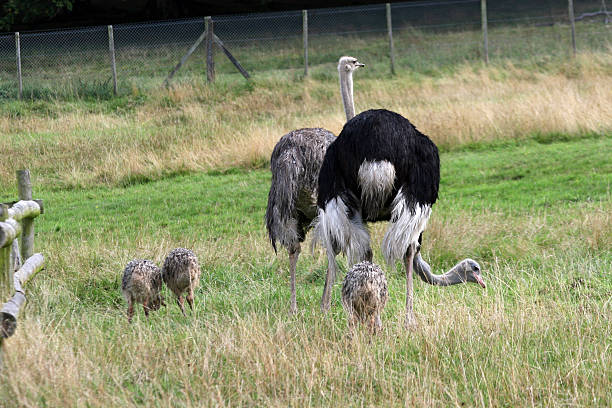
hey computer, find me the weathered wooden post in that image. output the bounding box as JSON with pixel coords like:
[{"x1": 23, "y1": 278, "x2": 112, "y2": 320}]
[
  {"x1": 108, "y1": 25, "x2": 118, "y2": 95},
  {"x1": 481, "y1": 0, "x2": 489, "y2": 64},
  {"x1": 0, "y1": 205, "x2": 10, "y2": 298},
  {"x1": 386, "y1": 3, "x2": 396, "y2": 75},
  {"x1": 17, "y1": 170, "x2": 34, "y2": 261},
  {"x1": 15, "y1": 32, "x2": 22, "y2": 100},
  {"x1": 303, "y1": 10, "x2": 309, "y2": 77},
  {"x1": 205, "y1": 17, "x2": 215, "y2": 82},
  {"x1": 568, "y1": 0, "x2": 577, "y2": 56},
  {"x1": 0, "y1": 204, "x2": 8, "y2": 370}
]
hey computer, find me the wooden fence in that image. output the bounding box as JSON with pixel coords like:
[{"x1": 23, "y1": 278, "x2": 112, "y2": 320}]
[{"x1": 0, "y1": 170, "x2": 45, "y2": 369}]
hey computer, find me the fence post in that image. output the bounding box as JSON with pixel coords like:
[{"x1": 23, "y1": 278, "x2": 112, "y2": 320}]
[
  {"x1": 481, "y1": 0, "x2": 489, "y2": 64},
  {"x1": 0, "y1": 203, "x2": 7, "y2": 370},
  {"x1": 107, "y1": 25, "x2": 118, "y2": 95},
  {"x1": 303, "y1": 10, "x2": 309, "y2": 77},
  {"x1": 386, "y1": 3, "x2": 396, "y2": 75},
  {"x1": 16, "y1": 170, "x2": 34, "y2": 261},
  {"x1": 568, "y1": 0, "x2": 577, "y2": 56},
  {"x1": 205, "y1": 17, "x2": 215, "y2": 82},
  {"x1": 0, "y1": 204, "x2": 9, "y2": 299},
  {"x1": 15, "y1": 32, "x2": 22, "y2": 100}
]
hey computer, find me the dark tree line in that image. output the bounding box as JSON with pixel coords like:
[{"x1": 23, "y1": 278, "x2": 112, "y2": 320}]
[
  {"x1": 1, "y1": 0, "x2": 594, "y2": 32},
  {"x1": 1, "y1": 0, "x2": 396, "y2": 31}
]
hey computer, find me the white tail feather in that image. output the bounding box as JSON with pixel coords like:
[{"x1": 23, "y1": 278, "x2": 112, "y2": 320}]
[{"x1": 358, "y1": 160, "x2": 395, "y2": 220}]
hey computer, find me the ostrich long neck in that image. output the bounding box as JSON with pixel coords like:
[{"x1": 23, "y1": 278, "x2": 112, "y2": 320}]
[
  {"x1": 413, "y1": 254, "x2": 467, "y2": 286},
  {"x1": 339, "y1": 69, "x2": 355, "y2": 121}
]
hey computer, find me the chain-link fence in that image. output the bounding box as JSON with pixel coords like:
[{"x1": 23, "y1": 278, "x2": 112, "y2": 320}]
[{"x1": 0, "y1": 0, "x2": 610, "y2": 99}]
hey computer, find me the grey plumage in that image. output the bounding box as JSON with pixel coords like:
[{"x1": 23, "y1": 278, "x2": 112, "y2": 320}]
[
  {"x1": 266, "y1": 128, "x2": 335, "y2": 253},
  {"x1": 121, "y1": 259, "x2": 164, "y2": 323},
  {"x1": 162, "y1": 248, "x2": 201, "y2": 316},
  {"x1": 265, "y1": 127, "x2": 335, "y2": 313},
  {"x1": 342, "y1": 261, "x2": 388, "y2": 334}
]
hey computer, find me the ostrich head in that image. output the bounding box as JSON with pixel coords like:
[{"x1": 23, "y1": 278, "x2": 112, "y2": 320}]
[
  {"x1": 457, "y1": 259, "x2": 486, "y2": 288},
  {"x1": 337, "y1": 56, "x2": 365, "y2": 73},
  {"x1": 148, "y1": 294, "x2": 166, "y2": 311}
]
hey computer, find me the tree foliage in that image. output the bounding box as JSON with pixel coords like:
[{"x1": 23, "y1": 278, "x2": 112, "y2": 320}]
[{"x1": 1, "y1": 0, "x2": 73, "y2": 31}]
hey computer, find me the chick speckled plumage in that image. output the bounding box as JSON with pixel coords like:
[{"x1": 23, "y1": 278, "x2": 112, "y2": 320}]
[
  {"x1": 121, "y1": 259, "x2": 164, "y2": 323},
  {"x1": 162, "y1": 248, "x2": 201, "y2": 316},
  {"x1": 341, "y1": 261, "x2": 388, "y2": 334}
]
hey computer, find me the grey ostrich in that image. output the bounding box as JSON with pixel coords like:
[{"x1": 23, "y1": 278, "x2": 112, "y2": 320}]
[
  {"x1": 121, "y1": 259, "x2": 165, "y2": 323},
  {"x1": 342, "y1": 261, "x2": 388, "y2": 334},
  {"x1": 314, "y1": 58, "x2": 486, "y2": 328},
  {"x1": 162, "y1": 248, "x2": 201, "y2": 316},
  {"x1": 265, "y1": 56, "x2": 364, "y2": 314}
]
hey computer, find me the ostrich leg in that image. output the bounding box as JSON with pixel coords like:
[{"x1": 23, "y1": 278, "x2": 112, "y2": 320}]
[
  {"x1": 404, "y1": 243, "x2": 417, "y2": 329},
  {"x1": 321, "y1": 250, "x2": 338, "y2": 312},
  {"x1": 288, "y1": 245, "x2": 300, "y2": 314},
  {"x1": 127, "y1": 300, "x2": 134, "y2": 323}
]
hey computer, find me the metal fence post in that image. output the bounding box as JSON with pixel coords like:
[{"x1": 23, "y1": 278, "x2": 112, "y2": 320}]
[
  {"x1": 303, "y1": 10, "x2": 309, "y2": 77},
  {"x1": 568, "y1": 0, "x2": 577, "y2": 56},
  {"x1": 481, "y1": 0, "x2": 489, "y2": 64},
  {"x1": 108, "y1": 25, "x2": 118, "y2": 95},
  {"x1": 15, "y1": 32, "x2": 22, "y2": 100},
  {"x1": 386, "y1": 3, "x2": 396, "y2": 75},
  {"x1": 205, "y1": 17, "x2": 215, "y2": 82}
]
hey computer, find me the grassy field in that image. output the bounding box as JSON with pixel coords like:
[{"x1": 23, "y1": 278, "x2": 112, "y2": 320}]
[{"x1": 0, "y1": 49, "x2": 611, "y2": 406}]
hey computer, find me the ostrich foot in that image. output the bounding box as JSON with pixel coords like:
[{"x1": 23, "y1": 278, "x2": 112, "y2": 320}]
[{"x1": 405, "y1": 313, "x2": 418, "y2": 330}]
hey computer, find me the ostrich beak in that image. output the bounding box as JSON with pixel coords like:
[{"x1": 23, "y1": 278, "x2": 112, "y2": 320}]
[
  {"x1": 357, "y1": 62, "x2": 365, "y2": 67},
  {"x1": 475, "y1": 274, "x2": 486, "y2": 289}
]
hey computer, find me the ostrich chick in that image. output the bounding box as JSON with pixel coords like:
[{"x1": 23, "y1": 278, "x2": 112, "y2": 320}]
[
  {"x1": 122, "y1": 259, "x2": 165, "y2": 323},
  {"x1": 162, "y1": 248, "x2": 201, "y2": 316},
  {"x1": 342, "y1": 261, "x2": 388, "y2": 334}
]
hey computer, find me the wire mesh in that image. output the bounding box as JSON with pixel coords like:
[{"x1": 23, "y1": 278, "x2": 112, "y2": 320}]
[
  {"x1": 18, "y1": 26, "x2": 109, "y2": 98},
  {"x1": 0, "y1": 0, "x2": 610, "y2": 99},
  {"x1": 0, "y1": 34, "x2": 16, "y2": 98},
  {"x1": 213, "y1": 11, "x2": 302, "y2": 74}
]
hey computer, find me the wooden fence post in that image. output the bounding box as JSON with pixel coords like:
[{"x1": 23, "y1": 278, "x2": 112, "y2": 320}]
[
  {"x1": 386, "y1": 3, "x2": 396, "y2": 75},
  {"x1": 568, "y1": 0, "x2": 577, "y2": 56},
  {"x1": 205, "y1": 17, "x2": 215, "y2": 82},
  {"x1": 16, "y1": 170, "x2": 34, "y2": 261},
  {"x1": 15, "y1": 32, "x2": 22, "y2": 100},
  {"x1": 108, "y1": 25, "x2": 118, "y2": 95},
  {"x1": 0, "y1": 205, "x2": 9, "y2": 299},
  {"x1": 303, "y1": 10, "x2": 309, "y2": 77},
  {"x1": 481, "y1": 0, "x2": 489, "y2": 64}
]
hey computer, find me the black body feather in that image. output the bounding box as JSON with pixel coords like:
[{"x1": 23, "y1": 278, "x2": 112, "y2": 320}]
[{"x1": 317, "y1": 109, "x2": 440, "y2": 221}]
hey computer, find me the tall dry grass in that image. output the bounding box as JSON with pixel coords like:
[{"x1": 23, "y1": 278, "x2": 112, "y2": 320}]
[
  {"x1": 1, "y1": 52, "x2": 611, "y2": 190},
  {"x1": 1, "y1": 204, "x2": 610, "y2": 406}
]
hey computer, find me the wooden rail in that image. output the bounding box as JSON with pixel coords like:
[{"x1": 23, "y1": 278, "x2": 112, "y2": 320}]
[{"x1": 0, "y1": 170, "x2": 45, "y2": 369}]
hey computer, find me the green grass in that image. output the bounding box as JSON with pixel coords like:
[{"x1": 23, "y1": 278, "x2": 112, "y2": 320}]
[{"x1": 1, "y1": 135, "x2": 610, "y2": 406}]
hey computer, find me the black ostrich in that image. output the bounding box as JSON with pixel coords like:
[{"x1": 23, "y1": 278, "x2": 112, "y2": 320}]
[
  {"x1": 314, "y1": 108, "x2": 486, "y2": 327},
  {"x1": 265, "y1": 57, "x2": 364, "y2": 314}
]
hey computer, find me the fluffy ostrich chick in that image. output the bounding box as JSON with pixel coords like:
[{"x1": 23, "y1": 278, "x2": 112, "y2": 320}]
[
  {"x1": 122, "y1": 259, "x2": 165, "y2": 323},
  {"x1": 341, "y1": 261, "x2": 388, "y2": 334},
  {"x1": 162, "y1": 248, "x2": 201, "y2": 316}
]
